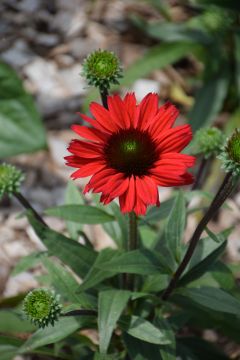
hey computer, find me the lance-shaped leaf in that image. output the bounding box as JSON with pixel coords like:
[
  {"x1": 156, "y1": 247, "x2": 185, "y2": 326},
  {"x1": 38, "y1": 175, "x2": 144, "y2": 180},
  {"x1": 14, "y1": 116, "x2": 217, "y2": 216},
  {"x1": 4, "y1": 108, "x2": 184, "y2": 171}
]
[
  {"x1": 98, "y1": 290, "x2": 131, "y2": 354},
  {"x1": 45, "y1": 204, "x2": 115, "y2": 224},
  {"x1": 27, "y1": 213, "x2": 97, "y2": 278}
]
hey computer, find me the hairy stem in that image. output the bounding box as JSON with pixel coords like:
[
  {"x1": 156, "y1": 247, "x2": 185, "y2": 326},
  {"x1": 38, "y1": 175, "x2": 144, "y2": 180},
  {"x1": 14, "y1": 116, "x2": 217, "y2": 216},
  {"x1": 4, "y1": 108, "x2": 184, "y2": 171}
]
[
  {"x1": 191, "y1": 157, "x2": 208, "y2": 191},
  {"x1": 100, "y1": 87, "x2": 109, "y2": 109},
  {"x1": 162, "y1": 172, "x2": 235, "y2": 301},
  {"x1": 125, "y1": 212, "x2": 138, "y2": 290},
  {"x1": 14, "y1": 191, "x2": 47, "y2": 226}
]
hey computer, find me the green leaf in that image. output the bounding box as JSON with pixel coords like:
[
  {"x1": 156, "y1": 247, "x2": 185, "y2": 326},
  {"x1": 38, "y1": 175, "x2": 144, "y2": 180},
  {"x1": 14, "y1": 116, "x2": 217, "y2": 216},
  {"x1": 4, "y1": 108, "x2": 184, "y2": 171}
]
[
  {"x1": 174, "y1": 287, "x2": 240, "y2": 316},
  {"x1": 101, "y1": 249, "x2": 171, "y2": 275},
  {"x1": 0, "y1": 336, "x2": 24, "y2": 360},
  {"x1": 79, "y1": 248, "x2": 170, "y2": 292},
  {"x1": 64, "y1": 181, "x2": 85, "y2": 239},
  {"x1": 142, "y1": 274, "x2": 169, "y2": 293},
  {"x1": 98, "y1": 290, "x2": 130, "y2": 354},
  {"x1": 205, "y1": 226, "x2": 222, "y2": 243},
  {"x1": 19, "y1": 316, "x2": 93, "y2": 353},
  {"x1": 0, "y1": 62, "x2": 46, "y2": 157},
  {"x1": 178, "y1": 241, "x2": 227, "y2": 286},
  {"x1": 155, "y1": 318, "x2": 176, "y2": 360},
  {"x1": 42, "y1": 257, "x2": 87, "y2": 303},
  {"x1": 165, "y1": 190, "x2": 186, "y2": 263},
  {"x1": 0, "y1": 346, "x2": 17, "y2": 360},
  {"x1": 120, "y1": 315, "x2": 171, "y2": 345},
  {"x1": 187, "y1": 228, "x2": 232, "y2": 270},
  {"x1": 132, "y1": 16, "x2": 212, "y2": 45},
  {"x1": 0, "y1": 310, "x2": 36, "y2": 333},
  {"x1": 188, "y1": 67, "x2": 229, "y2": 132},
  {"x1": 143, "y1": 198, "x2": 175, "y2": 225},
  {"x1": 27, "y1": 213, "x2": 97, "y2": 278},
  {"x1": 211, "y1": 261, "x2": 235, "y2": 291},
  {"x1": 102, "y1": 202, "x2": 128, "y2": 249},
  {"x1": 122, "y1": 42, "x2": 200, "y2": 87},
  {"x1": 45, "y1": 205, "x2": 115, "y2": 224},
  {"x1": 78, "y1": 249, "x2": 120, "y2": 292},
  {"x1": 11, "y1": 251, "x2": 46, "y2": 276}
]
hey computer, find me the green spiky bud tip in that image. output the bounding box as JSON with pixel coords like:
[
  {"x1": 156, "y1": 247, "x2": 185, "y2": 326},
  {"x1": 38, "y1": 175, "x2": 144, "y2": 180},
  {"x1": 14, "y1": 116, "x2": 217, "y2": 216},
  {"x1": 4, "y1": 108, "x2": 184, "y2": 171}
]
[
  {"x1": 23, "y1": 289, "x2": 62, "y2": 328},
  {"x1": 219, "y1": 129, "x2": 240, "y2": 177},
  {"x1": 0, "y1": 163, "x2": 25, "y2": 199},
  {"x1": 193, "y1": 127, "x2": 225, "y2": 159},
  {"x1": 202, "y1": 7, "x2": 233, "y2": 33},
  {"x1": 82, "y1": 49, "x2": 122, "y2": 89}
]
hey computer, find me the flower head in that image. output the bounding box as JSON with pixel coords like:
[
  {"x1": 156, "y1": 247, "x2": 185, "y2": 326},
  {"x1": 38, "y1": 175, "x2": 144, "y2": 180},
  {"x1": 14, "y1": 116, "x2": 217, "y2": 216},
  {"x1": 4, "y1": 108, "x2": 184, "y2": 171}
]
[
  {"x1": 219, "y1": 129, "x2": 240, "y2": 176},
  {"x1": 23, "y1": 289, "x2": 62, "y2": 328},
  {"x1": 65, "y1": 93, "x2": 195, "y2": 215},
  {"x1": 82, "y1": 49, "x2": 122, "y2": 89},
  {"x1": 0, "y1": 163, "x2": 24, "y2": 199},
  {"x1": 193, "y1": 127, "x2": 224, "y2": 159}
]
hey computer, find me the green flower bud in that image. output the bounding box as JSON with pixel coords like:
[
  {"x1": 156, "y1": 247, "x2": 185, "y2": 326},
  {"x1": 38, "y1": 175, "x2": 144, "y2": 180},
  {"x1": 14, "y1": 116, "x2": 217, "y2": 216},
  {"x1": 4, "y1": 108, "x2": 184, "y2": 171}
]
[
  {"x1": 193, "y1": 127, "x2": 225, "y2": 159},
  {"x1": 201, "y1": 6, "x2": 234, "y2": 34},
  {"x1": 23, "y1": 289, "x2": 62, "y2": 328},
  {"x1": 219, "y1": 129, "x2": 240, "y2": 177},
  {"x1": 0, "y1": 163, "x2": 25, "y2": 199},
  {"x1": 82, "y1": 49, "x2": 122, "y2": 89}
]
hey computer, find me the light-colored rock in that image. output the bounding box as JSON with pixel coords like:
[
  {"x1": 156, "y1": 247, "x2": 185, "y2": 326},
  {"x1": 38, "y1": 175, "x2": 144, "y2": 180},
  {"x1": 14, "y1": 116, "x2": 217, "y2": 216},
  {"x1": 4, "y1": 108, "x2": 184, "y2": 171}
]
[
  {"x1": 53, "y1": 11, "x2": 86, "y2": 37},
  {"x1": 1, "y1": 40, "x2": 34, "y2": 67},
  {"x1": 24, "y1": 58, "x2": 86, "y2": 112},
  {"x1": 132, "y1": 79, "x2": 160, "y2": 102},
  {"x1": 2, "y1": 240, "x2": 30, "y2": 261},
  {"x1": 6, "y1": 213, "x2": 28, "y2": 230},
  {"x1": 48, "y1": 134, "x2": 69, "y2": 167},
  {"x1": 59, "y1": 64, "x2": 86, "y2": 96},
  {"x1": 84, "y1": 224, "x2": 116, "y2": 251},
  {"x1": 26, "y1": 225, "x2": 46, "y2": 250},
  {"x1": 4, "y1": 272, "x2": 38, "y2": 297},
  {"x1": 19, "y1": 0, "x2": 41, "y2": 12}
]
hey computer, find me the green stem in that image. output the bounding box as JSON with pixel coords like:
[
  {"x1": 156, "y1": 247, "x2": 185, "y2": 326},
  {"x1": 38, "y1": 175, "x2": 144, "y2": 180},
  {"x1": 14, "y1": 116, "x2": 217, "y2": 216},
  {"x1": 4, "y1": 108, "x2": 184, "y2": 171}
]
[
  {"x1": 125, "y1": 212, "x2": 138, "y2": 290},
  {"x1": 13, "y1": 191, "x2": 47, "y2": 226},
  {"x1": 100, "y1": 87, "x2": 109, "y2": 109},
  {"x1": 191, "y1": 156, "x2": 208, "y2": 191},
  {"x1": 128, "y1": 212, "x2": 138, "y2": 252},
  {"x1": 162, "y1": 172, "x2": 235, "y2": 301}
]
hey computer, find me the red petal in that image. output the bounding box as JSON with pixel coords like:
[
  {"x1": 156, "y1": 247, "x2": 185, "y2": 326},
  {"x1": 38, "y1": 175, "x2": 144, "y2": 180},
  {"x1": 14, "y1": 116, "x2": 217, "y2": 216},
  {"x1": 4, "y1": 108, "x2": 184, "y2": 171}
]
[
  {"x1": 123, "y1": 93, "x2": 139, "y2": 127},
  {"x1": 133, "y1": 196, "x2": 147, "y2": 215},
  {"x1": 108, "y1": 95, "x2": 131, "y2": 128},
  {"x1": 70, "y1": 162, "x2": 106, "y2": 178},
  {"x1": 90, "y1": 102, "x2": 118, "y2": 132},
  {"x1": 77, "y1": 112, "x2": 108, "y2": 133},
  {"x1": 71, "y1": 125, "x2": 108, "y2": 143},
  {"x1": 147, "y1": 102, "x2": 179, "y2": 135},
  {"x1": 135, "y1": 176, "x2": 159, "y2": 205},
  {"x1": 138, "y1": 93, "x2": 158, "y2": 130},
  {"x1": 160, "y1": 153, "x2": 196, "y2": 167},
  {"x1": 65, "y1": 155, "x2": 94, "y2": 167},
  {"x1": 119, "y1": 176, "x2": 136, "y2": 213},
  {"x1": 156, "y1": 125, "x2": 192, "y2": 153},
  {"x1": 68, "y1": 139, "x2": 103, "y2": 158}
]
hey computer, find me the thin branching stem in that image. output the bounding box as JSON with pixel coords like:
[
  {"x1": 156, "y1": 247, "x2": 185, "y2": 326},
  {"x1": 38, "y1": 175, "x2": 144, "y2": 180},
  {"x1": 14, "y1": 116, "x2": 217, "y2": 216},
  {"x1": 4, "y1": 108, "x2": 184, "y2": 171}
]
[
  {"x1": 13, "y1": 191, "x2": 47, "y2": 227},
  {"x1": 162, "y1": 172, "x2": 235, "y2": 301},
  {"x1": 100, "y1": 87, "x2": 109, "y2": 109}
]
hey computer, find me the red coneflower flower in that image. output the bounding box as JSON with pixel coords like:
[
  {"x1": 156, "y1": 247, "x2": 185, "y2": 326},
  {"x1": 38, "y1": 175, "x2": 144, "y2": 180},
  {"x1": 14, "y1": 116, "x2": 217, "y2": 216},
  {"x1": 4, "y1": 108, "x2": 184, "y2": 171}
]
[{"x1": 65, "y1": 93, "x2": 195, "y2": 215}]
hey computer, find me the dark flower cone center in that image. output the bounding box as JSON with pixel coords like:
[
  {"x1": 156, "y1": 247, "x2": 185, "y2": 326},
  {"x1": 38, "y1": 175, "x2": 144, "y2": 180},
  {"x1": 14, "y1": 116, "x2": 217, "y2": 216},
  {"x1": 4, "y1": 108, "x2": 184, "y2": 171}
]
[{"x1": 104, "y1": 129, "x2": 158, "y2": 176}]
